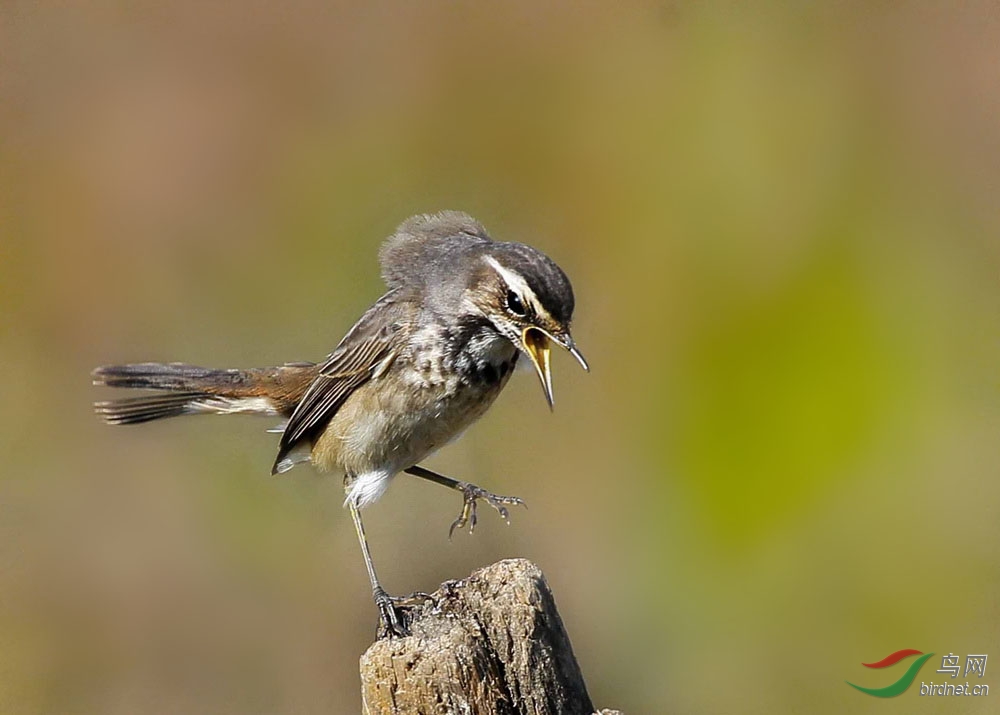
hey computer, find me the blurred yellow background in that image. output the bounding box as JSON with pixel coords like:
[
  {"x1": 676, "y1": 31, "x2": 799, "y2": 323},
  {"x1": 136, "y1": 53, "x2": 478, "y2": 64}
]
[{"x1": 2, "y1": 2, "x2": 999, "y2": 713}]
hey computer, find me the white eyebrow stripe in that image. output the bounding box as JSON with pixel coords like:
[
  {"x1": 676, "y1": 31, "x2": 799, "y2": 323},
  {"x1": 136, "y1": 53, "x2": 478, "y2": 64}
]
[{"x1": 483, "y1": 255, "x2": 544, "y2": 315}]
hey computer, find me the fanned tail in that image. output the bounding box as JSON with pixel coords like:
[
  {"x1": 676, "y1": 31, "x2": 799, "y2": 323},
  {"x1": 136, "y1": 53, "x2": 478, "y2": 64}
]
[{"x1": 91, "y1": 362, "x2": 317, "y2": 426}]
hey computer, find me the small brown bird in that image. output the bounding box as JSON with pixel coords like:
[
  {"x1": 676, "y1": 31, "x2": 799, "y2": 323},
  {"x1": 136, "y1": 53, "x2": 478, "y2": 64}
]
[{"x1": 93, "y1": 211, "x2": 588, "y2": 635}]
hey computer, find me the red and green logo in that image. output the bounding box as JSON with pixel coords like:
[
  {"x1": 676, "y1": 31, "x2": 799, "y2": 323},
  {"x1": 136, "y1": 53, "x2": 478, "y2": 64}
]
[{"x1": 847, "y1": 649, "x2": 935, "y2": 697}]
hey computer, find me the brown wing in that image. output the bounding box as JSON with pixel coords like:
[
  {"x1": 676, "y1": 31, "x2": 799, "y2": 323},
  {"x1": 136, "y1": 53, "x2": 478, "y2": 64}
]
[{"x1": 271, "y1": 292, "x2": 413, "y2": 474}]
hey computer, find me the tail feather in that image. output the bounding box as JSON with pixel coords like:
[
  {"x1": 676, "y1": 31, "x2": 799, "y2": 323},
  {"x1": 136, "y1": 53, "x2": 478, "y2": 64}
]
[
  {"x1": 92, "y1": 361, "x2": 317, "y2": 426},
  {"x1": 95, "y1": 392, "x2": 209, "y2": 425},
  {"x1": 92, "y1": 363, "x2": 244, "y2": 391}
]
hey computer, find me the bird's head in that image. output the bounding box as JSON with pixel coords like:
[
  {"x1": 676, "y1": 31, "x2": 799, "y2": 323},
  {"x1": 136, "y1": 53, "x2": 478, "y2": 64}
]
[{"x1": 470, "y1": 242, "x2": 589, "y2": 407}]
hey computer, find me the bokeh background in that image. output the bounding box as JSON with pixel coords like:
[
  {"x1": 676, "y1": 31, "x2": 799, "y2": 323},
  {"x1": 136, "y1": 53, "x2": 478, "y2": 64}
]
[{"x1": 2, "y1": 2, "x2": 999, "y2": 713}]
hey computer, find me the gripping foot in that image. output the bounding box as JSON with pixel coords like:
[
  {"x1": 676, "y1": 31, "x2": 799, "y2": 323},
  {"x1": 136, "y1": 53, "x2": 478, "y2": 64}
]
[
  {"x1": 449, "y1": 482, "x2": 526, "y2": 538},
  {"x1": 373, "y1": 587, "x2": 407, "y2": 638},
  {"x1": 373, "y1": 588, "x2": 434, "y2": 638}
]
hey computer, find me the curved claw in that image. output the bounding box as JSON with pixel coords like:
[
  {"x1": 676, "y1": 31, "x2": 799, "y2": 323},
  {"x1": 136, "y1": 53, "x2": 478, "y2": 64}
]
[
  {"x1": 373, "y1": 587, "x2": 408, "y2": 638},
  {"x1": 448, "y1": 483, "x2": 526, "y2": 539}
]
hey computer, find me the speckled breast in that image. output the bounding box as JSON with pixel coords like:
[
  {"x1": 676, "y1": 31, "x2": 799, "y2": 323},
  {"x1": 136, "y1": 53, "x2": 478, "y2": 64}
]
[{"x1": 310, "y1": 338, "x2": 519, "y2": 479}]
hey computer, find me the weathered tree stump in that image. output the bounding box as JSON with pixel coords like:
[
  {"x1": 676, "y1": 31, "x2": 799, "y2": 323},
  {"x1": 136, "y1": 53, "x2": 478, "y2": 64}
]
[{"x1": 360, "y1": 558, "x2": 621, "y2": 715}]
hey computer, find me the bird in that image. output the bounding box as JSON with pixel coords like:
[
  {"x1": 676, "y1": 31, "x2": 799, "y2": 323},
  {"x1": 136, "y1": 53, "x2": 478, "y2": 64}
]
[{"x1": 92, "y1": 210, "x2": 588, "y2": 635}]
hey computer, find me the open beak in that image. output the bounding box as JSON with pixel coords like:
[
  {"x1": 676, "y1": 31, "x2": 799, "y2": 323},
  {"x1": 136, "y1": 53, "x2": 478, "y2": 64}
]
[{"x1": 521, "y1": 327, "x2": 590, "y2": 409}]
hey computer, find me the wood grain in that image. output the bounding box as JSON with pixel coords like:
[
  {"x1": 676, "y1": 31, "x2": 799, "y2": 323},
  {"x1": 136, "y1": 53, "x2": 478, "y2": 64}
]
[{"x1": 360, "y1": 559, "x2": 621, "y2": 715}]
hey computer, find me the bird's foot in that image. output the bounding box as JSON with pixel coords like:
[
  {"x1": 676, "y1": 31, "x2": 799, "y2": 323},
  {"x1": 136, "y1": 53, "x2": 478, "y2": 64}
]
[
  {"x1": 373, "y1": 588, "x2": 433, "y2": 638},
  {"x1": 449, "y1": 482, "x2": 526, "y2": 538},
  {"x1": 373, "y1": 587, "x2": 408, "y2": 638}
]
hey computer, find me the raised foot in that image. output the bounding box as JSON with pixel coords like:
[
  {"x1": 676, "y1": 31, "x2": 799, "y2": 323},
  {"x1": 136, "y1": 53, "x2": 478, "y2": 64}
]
[
  {"x1": 449, "y1": 482, "x2": 526, "y2": 538},
  {"x1": 373, "y1": 588, "x2": 433, "y2": 639}
]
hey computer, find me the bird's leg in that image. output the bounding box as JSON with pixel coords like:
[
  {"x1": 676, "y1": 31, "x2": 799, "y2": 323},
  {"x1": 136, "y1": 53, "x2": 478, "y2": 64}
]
[
  {"x1": 348, "y1": 501, "x2": 414, "y2": 638},
  {"x1": 404, "y1": 465, "x2": 526, "y2": 538}
]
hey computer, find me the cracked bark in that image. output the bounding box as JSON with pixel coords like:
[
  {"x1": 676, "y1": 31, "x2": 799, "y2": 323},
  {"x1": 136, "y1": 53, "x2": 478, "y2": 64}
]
[{"x1": 359, "y1": 559, "x2": 621, "y2": 715}]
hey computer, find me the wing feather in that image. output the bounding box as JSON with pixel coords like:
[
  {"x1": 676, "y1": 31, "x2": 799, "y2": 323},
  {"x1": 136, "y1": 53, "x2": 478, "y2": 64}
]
[{"x1": 271, "y1": 292, "x2": 413, "y2": 473}]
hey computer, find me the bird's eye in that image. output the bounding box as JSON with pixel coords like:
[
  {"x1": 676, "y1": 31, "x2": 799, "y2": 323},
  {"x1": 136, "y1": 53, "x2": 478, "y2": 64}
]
[{"x1": 505, "y1": 290, "x2": 527, "y2": 316}]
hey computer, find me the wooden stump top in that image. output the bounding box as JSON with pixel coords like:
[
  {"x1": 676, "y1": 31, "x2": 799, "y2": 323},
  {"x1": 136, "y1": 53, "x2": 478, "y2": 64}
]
[{"x1": 359, "y1": 559, "x2": 621, "y2": 715}]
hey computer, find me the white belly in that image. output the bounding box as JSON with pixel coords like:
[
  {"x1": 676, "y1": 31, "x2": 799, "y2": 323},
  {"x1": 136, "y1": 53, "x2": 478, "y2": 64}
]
[{"x1": 312, "y1": 338, "x2": 518, "y2": 507}]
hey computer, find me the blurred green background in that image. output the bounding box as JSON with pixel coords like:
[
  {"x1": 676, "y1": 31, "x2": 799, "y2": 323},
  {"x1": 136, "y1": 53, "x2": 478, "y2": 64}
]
[{"x1": 2, "y1": 1, "x2": 999, "y2": 713}]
